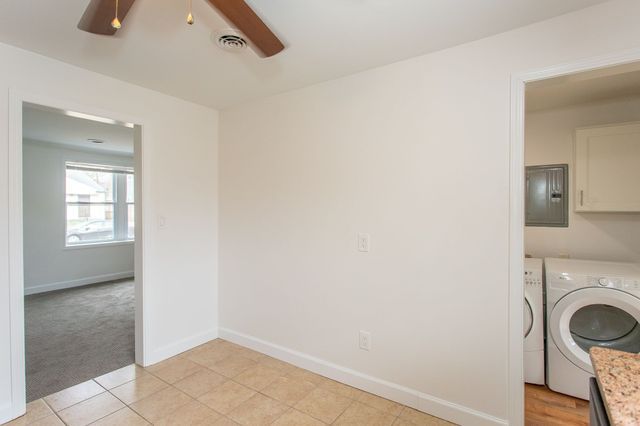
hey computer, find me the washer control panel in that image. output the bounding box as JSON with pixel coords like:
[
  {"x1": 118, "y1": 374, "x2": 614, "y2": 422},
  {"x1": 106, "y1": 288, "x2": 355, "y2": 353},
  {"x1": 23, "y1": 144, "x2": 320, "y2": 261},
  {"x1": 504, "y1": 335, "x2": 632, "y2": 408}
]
[
  {"x1": 525, "y1": 258, "x2": 543, "y2": 287},
  {"x1": 588, "y1": 276, "x2": 622, "y2": 288},
  {"x1": 587, "y1": 276, "x2": 640, "y2": 290},
  {"x1": 525, "y1": 269, "x2": 543, "y2": 287}
]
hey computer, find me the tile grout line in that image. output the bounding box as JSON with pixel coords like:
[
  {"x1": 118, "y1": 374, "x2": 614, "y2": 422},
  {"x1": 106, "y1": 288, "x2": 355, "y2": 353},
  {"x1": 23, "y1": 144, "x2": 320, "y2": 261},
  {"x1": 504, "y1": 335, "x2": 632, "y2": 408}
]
[
  {"x1": 121, "y1": 379, "x2": 193, "y2": 426},
  {"x1": 329, "y1": 398, "x2": 356, "y2": 425},
  {"x1": 123, "y1": 403, "x2": 155, "y2": 425},
  {"x1": 35, "y1": 397, "x2": 68, "y2": 426},
  {"x1": 121, "y1": 363, "x2": 203, "y2": 424},
  {"x1": 40, "y1": 397, "x2": 58, "y2": 421},
  {"x1": 63, "y1": 384, "x2": 122, "y2": 426},
  {"x1": 45, "y1": 380, "x2": 107, "y2": 415},
  {"x1": 84, "y1": 405, "x2": 124, "y2": 426}
]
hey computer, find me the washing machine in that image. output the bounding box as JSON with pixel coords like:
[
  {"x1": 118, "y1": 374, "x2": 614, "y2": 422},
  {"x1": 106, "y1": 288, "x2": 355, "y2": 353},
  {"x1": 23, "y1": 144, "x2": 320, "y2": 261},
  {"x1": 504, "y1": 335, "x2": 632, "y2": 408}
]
[
  {"x1": 524, "y1": 258, "x2": 544, "y2": 385},
  {"x1": 546, "y1": 258, "x2": 640, "y2": 399}
]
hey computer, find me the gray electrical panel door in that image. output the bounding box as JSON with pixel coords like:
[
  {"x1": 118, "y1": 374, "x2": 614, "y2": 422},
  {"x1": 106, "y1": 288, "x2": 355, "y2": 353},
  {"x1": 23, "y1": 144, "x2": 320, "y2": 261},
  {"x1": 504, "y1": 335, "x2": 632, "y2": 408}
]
[{"x1": 526, "y1": 164, "x2": 568, "y2": 227}]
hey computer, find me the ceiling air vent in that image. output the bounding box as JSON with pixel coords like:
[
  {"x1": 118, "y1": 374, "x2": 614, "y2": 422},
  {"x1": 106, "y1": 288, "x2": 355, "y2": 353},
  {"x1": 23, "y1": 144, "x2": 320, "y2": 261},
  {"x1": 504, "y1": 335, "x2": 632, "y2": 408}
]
[{"x1": 214, "y1": 30, "x2": 248, "y2": 52}]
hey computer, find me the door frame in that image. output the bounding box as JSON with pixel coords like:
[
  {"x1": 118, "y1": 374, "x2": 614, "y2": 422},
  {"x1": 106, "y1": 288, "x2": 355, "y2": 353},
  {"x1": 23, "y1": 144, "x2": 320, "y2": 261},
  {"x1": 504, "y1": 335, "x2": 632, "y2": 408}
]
[
  {"x1": 7, "y1": 89, "x2": 149, "y2": 419},
  {"x1": 508, "y1": 47, "x2": 640, "y2": 425}
]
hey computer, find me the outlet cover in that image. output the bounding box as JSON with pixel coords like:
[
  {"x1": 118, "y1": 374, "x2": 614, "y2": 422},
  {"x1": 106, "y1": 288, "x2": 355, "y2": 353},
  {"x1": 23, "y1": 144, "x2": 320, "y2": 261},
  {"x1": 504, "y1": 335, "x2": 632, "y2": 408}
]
[
  {"x1": 359, "y1": 330, "x2": 372, "y2": 351},
  {"x1": 358, "y1": 233, "x2": 371, "y2": 252}
]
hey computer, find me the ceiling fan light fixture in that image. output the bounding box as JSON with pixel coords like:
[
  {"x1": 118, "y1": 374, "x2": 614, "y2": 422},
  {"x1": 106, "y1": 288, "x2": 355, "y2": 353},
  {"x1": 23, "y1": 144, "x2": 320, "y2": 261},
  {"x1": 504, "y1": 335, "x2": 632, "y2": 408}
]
[
  {"x1": 111, "y1": 0, "x2": 121, "y2": 29},
  {"x1": 186, "y1": 0, "x2": 194, "y2": 25},
  {"x1": 111, "y1": 17, "x2": 121, "y2": 29},
  {"x1": 77, "y1": 0, "x2": 285, "y2": 57}
]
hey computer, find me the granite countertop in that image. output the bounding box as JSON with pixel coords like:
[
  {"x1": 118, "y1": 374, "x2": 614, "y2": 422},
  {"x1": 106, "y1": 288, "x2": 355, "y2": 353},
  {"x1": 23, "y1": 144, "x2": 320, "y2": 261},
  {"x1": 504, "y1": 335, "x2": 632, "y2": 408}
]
[{"x1": 590, "y1": 347, "x2": 640, "y2": 426}]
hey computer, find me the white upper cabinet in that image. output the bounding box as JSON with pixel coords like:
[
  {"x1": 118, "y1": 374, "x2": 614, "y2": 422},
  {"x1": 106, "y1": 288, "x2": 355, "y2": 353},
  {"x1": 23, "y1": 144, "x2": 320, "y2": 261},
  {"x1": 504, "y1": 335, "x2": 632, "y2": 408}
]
[{"x1": 575, "y1": 122, "x2": 640, "y2": 212}]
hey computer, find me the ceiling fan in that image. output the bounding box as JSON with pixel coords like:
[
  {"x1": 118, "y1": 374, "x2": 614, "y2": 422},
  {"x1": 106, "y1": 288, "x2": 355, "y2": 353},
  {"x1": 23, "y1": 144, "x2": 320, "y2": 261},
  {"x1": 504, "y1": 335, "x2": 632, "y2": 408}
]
[{"x1": 77, "y1": 0, "x2": 285, "y2": 58}]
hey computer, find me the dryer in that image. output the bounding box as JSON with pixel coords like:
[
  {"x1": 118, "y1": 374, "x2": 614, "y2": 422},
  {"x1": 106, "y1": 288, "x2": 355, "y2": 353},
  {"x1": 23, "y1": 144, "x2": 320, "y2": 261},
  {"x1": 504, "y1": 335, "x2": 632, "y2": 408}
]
[
  {"x1": 524, "y1": 258, "x2": 544, "y2": 385},
  {"x1": 546, "y1": 258, "x2": 640, "y2": 399}
]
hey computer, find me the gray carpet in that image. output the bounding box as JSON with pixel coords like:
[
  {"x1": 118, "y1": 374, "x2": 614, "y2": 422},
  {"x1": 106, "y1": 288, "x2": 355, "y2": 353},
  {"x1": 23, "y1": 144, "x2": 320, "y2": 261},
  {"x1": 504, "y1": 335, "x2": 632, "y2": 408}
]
[{"x1": 25, "y1": 279, "x2": 135, "y2": 402}]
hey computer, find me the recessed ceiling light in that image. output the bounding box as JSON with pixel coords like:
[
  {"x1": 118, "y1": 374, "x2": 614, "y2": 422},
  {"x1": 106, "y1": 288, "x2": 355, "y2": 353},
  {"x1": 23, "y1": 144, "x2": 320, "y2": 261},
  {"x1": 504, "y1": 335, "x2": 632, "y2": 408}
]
[
  {"x1": 64, "y1": 110, "x2": 134, "y2": 128},
  {"x1": 88, "y1": 138, "x2": 105, "y2": 144}
]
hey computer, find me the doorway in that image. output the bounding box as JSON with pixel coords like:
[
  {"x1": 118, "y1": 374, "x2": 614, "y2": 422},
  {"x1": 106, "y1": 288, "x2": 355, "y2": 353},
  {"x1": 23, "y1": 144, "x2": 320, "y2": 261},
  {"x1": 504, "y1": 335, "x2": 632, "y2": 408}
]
[
  {"x1": 22, "y1": 103, "x2": 138, "y2": 401},
  {"x1": 510, "y1": 50, "x2": 640, "y2": 425},
  {"x1": 7, "y1": 93, "x2": 147, "y2": 417}
]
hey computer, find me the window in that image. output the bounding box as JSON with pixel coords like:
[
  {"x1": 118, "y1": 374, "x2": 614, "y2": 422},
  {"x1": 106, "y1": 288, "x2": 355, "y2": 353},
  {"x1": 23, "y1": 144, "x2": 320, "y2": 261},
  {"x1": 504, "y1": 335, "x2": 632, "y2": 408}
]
[
  {"x1": 65, "y1": 162, "x2": 134, "y2": 246},
  {"x1": 126, "y1": 174, "x2": 135, "y2": 240}
]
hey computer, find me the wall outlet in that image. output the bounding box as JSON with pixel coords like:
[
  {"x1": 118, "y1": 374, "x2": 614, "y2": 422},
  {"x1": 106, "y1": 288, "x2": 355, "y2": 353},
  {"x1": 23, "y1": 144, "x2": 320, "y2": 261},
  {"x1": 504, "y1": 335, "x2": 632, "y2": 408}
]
[
  {"x1": 357, "y1": 233, "x2": 371, "y2": 252},
  {"x1": 359, "y1": 330, "x2": 372, "y2": 351}
]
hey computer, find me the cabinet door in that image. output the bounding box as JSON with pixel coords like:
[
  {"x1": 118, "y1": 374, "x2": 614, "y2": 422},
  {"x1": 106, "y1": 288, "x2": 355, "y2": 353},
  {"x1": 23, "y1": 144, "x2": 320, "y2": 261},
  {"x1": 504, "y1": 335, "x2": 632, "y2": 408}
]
[{"x1": 575, "y1": 122, "x2": 640, "y2": 212}]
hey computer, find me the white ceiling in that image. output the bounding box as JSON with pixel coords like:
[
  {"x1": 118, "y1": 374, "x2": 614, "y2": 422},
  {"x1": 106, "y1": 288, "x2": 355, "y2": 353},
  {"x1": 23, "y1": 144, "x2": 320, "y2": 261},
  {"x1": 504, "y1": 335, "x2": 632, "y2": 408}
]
[
  {"x1": 526, "y1": 62, "x2": 640, "y2": 111},
  {"x1": 23, "y1": 104, "x2": 134, "y2": 155},
  {"x1": 0, "y1": 0, "x2": 609, "y2": 109}
]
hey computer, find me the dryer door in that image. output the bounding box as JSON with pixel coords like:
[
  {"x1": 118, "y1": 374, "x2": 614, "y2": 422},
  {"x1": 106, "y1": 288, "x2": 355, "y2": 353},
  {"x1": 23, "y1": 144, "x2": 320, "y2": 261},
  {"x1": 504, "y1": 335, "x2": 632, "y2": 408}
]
[
  {"x1": 524, "y1": 297, "x2": 533, "y2": 338},
  {"x1": 549, "y1": 288, "x2": 640, "y2": 373}
]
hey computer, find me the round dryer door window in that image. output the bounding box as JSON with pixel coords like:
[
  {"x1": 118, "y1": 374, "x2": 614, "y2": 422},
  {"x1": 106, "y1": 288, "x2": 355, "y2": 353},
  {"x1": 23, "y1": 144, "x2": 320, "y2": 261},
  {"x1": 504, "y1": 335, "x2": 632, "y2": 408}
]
[
  {"x1": 549, "y1": 288, "x2": 640, "y2": 373},
  {"x1": 570, "y1": 305, "x2": 640, "y2": 354}
]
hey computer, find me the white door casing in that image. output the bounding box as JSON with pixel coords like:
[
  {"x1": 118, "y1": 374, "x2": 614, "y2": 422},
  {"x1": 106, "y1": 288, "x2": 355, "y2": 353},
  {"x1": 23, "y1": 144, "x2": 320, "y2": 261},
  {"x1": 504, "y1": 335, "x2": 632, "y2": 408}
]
[{"x1": 7, "y1": 89, "x2": 148, "y2": 422}]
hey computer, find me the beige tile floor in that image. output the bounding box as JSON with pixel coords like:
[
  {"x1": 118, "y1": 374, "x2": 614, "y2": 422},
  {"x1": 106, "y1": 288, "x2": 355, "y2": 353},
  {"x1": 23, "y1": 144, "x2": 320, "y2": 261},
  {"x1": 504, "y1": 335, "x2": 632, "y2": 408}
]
[{"x1": 5, "y1": 339, "x2": 454, "y2": 426}]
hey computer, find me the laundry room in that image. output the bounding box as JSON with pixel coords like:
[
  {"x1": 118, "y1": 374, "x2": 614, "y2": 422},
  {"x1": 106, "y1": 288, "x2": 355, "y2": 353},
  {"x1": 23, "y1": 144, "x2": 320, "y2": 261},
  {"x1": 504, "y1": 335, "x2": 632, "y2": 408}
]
[{"x1": 523, "y1": 62, "x2": 640, "y2": 425}]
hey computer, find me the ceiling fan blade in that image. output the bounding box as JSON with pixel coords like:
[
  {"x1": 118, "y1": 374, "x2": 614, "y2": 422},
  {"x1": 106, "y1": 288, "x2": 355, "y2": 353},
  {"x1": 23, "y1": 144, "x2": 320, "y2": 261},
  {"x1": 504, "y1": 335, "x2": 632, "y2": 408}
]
[
  {"x1": 78, "y1": 0, "x2": 137, "y2": 35},
  {"x1": 207, "y1": 0, "x2": 284, "y2": 57}
]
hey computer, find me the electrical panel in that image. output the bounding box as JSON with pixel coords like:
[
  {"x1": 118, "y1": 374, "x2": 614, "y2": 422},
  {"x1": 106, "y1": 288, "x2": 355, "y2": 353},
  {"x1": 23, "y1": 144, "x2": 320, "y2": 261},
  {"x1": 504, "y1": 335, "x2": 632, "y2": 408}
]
[{"x1": 526, "y1": 164, "x2": 568, "y2": 227}]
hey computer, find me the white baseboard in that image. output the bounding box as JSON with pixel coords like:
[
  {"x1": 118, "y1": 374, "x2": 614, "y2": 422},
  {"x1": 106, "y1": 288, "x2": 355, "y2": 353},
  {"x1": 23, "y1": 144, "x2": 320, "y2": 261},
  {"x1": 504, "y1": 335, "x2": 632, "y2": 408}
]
[
  {"x1": 146, "y1": 328, "x2": 219, "y2": 366},
  {"x1": 416, "y1": 391, "x2": 508, "y2": 426},
  {"x1": 24, "y1": 271, "x2": 134, "y2": 295},
  {"x1": 219, "y1": 328, "x2": 507, "y2": 426}
]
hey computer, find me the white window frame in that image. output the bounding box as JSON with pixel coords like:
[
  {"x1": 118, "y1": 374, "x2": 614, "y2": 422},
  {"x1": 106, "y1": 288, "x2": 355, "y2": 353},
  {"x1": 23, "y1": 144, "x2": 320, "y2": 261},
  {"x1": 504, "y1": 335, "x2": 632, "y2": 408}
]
[{"x1": 65, "y1": 162, "x2": 134, "y2": 247}]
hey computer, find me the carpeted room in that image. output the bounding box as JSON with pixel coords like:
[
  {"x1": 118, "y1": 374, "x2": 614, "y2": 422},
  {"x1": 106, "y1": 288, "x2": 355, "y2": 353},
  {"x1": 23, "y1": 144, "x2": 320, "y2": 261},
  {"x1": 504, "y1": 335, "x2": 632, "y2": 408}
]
[{"x1": 25, "y1": 279, "x2": 134, "y2": 401}]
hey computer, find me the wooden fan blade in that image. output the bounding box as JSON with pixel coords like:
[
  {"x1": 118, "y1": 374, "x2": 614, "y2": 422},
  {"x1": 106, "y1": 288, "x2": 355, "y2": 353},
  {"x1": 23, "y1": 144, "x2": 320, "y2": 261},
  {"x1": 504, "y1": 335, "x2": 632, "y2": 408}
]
[
  {"x1": 78, "y1": 0, "x2": 137, "y2": 35},
  {"x1": 207, "y1": 0, "x2": 284, "y2": 57}
]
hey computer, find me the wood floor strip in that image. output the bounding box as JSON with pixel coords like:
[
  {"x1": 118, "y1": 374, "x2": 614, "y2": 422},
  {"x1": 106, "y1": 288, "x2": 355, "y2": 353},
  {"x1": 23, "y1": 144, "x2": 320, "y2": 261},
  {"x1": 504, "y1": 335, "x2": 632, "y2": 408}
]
[{"x1": 525, "y1": 384, "x2": 589, "y2": 426}]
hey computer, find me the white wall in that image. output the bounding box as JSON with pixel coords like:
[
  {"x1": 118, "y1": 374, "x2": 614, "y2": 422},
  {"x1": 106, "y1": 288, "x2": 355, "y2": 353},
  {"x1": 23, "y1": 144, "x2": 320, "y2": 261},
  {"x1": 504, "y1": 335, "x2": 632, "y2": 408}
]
[
  {"x1": 219, "y1": 1, "x2": 640, "y2": 424},
  {"x1": 525, "y1": 97, "x2": 640, "y2": 262},
  {"x1": 23, "y1": 140, "x2": 135, "y2": 294},
  {"x1": 0, "y1": 43, "x2": 218, "y2": 422}
]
